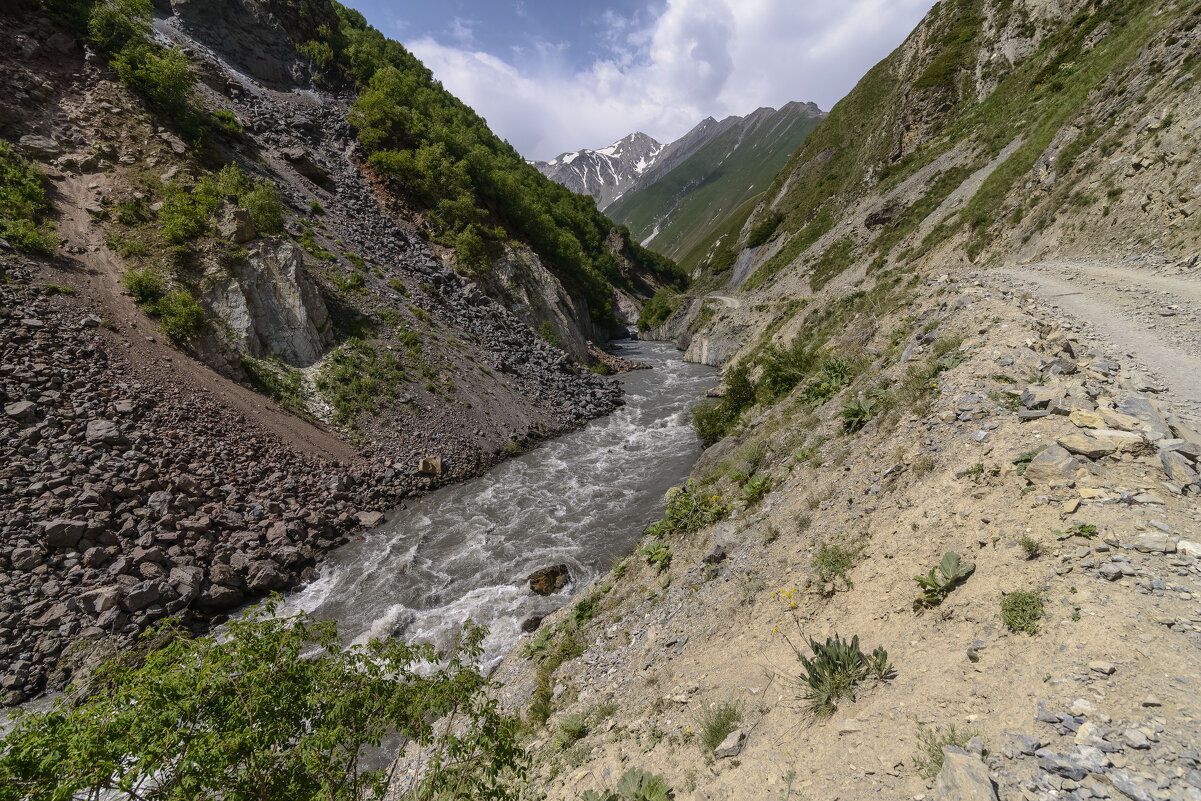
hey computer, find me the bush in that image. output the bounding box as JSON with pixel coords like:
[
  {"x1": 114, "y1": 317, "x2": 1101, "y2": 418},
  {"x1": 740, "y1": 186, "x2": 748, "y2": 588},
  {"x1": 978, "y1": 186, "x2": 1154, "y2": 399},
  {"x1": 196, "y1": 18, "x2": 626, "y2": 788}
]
[
  {"x1": 644, "y1": 481, "x2": 730, "y2": 538},
  {"x1": 0, "y1": 139, "x2": 59, "y2": 255},
  {"x1": 1018, "y1": 535, "x2": 1044, "y2": 560},
  {"x1": 696, "y1": 700, "x2": 742, "y2": 754},
  {"x1": 156, "y1": 289, "x2": 205, "y2": 343},
  {"x1": 160, "y1": 179, "x2": 219, "y2": 243},
  {"x1": 746, "y1": 211, "x2": 782, "y2": 248},
  {"x1": 1001, "y1": 591, "x2": 1043, "y2": 635},
  {"x1": 813, "y1": 543, "x2": 856, "y2": 589},
  {"x1": 212, "y1": 108, "x2": 241, "y2": 133},
  {"x1": 639, "y1": 540, "x2": 671, "y2": 573},
  {"x1": 838, "y1": 398, "x2": 875, "y2": 432},
  {"x1": 111, "y1": 42, "x2": 196, "y2": 119},
  {"x1": 315, "y1": 338, "x2": 406, "y2": 427},
  {"x1": 740, "y1": 473, "x2": 772, "y2": 505},
  {"x1": 555, "y1": 713, "x2": 587, "y2": 750},
  {"x1": 636, "y1": 287, "x2": 678, "y2": 332},
  {"x1": 691, "y1": 364, "x2": 756, "y2": 445},
  {"x1": 0, "y1": 606, "x2": 527, "y2": 801},
  {"x1": 241, "y1": 356, "x2": 307, "y2": 415},
  {"x1": 535, "y1": 320, "x2": 562, "y2": 349},
  {"x1": 791, "y1": 634, "x2": 892, "y2": 716},
  {"x1": 121, "y1": 268, "x2": 164, "y2": 305},
  {"x1": 241, "y1": 179, "x2": 285, "y2": 234}
]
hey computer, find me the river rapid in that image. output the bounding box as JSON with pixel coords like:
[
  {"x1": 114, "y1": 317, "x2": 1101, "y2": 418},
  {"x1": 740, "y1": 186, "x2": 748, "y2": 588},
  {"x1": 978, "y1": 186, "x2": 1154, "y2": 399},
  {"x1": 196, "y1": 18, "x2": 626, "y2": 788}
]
[{"x1": 279, "y1": 340, "x2": 716, "y2": 669}]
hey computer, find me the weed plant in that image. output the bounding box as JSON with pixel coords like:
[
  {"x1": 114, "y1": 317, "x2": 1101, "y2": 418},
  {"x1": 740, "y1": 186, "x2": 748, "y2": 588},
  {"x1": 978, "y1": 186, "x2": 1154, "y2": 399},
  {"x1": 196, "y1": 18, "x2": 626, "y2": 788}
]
[{"x1": 1001, "y1": 591, "x2": 1043, "y2": 635}]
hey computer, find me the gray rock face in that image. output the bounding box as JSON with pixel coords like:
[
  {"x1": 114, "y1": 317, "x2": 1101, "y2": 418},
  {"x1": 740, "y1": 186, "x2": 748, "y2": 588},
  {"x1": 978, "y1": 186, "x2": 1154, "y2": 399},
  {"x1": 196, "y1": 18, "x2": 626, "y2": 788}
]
[
  {"x1": 1023, "y1": 445, "x2": 1081, "y2": 483},
  {"x1": 1161, "y1": 450, "x2": 1199, "y2": 485},
  {"x1": 4, "y1": 400, "x2": 36, "y2": 421},
  {"x1": 934, "y1": 747, "x2": 997, "y2": 801},
  {"x1": 217, "y1": 203, "x2": 256, "y2": 244},
  {"x1": 41, "y1": 519, "x2": 86, "y2": 549},
  {"x1": 714, "y1": 728, "x2": 746, "y2": 758},
  {"x1": 204, "y1": 239, "x2": 332, "y2": 366}
]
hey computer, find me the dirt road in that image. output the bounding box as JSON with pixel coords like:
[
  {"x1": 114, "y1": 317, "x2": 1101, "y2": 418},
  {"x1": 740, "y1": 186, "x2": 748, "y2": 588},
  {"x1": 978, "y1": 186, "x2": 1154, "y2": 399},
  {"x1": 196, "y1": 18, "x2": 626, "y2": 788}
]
[{"x1": 993, "y1": 257, "x2": 1201, "y2": 425}]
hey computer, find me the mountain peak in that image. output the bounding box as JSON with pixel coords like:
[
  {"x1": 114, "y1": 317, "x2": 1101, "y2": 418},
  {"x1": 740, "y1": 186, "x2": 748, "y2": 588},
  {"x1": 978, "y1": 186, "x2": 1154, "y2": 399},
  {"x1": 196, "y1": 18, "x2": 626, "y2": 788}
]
[{"x1": 532, "y1": 133, "x2": 666, "y2": 209}]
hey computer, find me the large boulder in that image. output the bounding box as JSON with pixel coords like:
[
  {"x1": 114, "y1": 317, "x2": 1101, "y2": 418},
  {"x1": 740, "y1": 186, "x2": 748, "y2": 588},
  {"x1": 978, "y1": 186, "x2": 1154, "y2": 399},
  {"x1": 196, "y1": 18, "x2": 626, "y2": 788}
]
[
  {"x1": 934, "y1": 747, "x2": 997, "y2": 801},
  {"x1": 41, "y1": 519, "x2": 86, "y2": 549},
  {"x1": 527, "y1": 564, "x2": 570, "y2": 595},
  {"x1": 1023, "y1": 445, "x2": 1082, "y2": 484}
]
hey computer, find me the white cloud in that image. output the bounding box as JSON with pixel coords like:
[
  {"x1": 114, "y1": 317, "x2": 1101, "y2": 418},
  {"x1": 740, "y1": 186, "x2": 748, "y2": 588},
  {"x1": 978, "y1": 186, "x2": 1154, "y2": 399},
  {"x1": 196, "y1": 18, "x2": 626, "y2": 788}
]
[{"x1": 407, "y1": 0, "x2": 936, "y2": 161}]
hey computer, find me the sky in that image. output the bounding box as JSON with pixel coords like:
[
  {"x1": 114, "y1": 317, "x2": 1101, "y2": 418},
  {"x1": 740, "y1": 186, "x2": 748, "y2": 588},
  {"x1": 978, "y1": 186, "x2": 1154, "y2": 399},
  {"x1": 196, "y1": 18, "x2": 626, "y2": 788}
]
[{"x1": 344, "y1": 0, "x2": 938, "y2": 161}]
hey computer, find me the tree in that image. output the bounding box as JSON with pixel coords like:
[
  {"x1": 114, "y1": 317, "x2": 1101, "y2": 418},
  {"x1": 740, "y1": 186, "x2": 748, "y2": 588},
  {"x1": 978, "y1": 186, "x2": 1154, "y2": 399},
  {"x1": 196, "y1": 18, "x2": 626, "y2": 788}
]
[{"x1": 0, "y1": 603, "x2": 527, "y2": 801}]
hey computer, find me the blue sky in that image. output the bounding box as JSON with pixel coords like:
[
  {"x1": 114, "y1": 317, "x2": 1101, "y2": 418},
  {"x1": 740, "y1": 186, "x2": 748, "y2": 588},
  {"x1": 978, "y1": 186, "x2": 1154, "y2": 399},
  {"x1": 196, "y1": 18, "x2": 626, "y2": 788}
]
[{"x1": 344, "y1": 0, "x2": 938, "y2": 161}]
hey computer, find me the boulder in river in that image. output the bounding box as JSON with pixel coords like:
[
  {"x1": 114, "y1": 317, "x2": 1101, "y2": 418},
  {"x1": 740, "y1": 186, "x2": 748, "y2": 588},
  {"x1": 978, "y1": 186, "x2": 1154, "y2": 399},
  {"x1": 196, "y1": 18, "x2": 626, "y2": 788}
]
[
  {"x1": 528, "y1": 564, "x2": 570, "y2": 595},
  {"x1": 521, "y1": 615, "x2": 543, "y2": 633}
]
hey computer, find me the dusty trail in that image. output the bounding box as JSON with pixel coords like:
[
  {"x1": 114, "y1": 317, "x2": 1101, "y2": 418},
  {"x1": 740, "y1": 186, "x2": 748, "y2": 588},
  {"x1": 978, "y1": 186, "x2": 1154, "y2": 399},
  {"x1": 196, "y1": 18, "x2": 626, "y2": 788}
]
[{"x1": 993, "y1": 258, "x2": 1201, "y2": 425}]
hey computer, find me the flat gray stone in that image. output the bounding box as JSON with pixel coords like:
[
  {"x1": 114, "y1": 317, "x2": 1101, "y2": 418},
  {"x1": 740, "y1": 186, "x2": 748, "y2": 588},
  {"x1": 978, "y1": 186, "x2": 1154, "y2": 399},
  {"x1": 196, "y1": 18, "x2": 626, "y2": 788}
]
[
  {"x1": 1024, "y1": 445, "x2": 1081, "y2": 484},
  {"x1": 714, "y1": 728, "x2": 746, "y2": 758},
  {"x1": 85, "y1": 419, "x2": 123, "y2": 445},
  {"x1": 934, "y1": 746, "x2": 997, "y2": 801},
  {"x1": 1133, "y1": 532, "x2": 1176, "y2": 553}
]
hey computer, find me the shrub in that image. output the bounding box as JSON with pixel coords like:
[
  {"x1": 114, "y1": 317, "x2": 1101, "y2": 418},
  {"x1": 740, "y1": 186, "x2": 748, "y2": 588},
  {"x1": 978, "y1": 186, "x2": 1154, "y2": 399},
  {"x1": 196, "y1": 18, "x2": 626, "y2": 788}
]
[
  {"x1": 212, "y1": 108, "x2": 241, "y2": 133},
  {"x1": 644, "y1": 481, "x2": 730, "y2": 538},
  {"x1": 241, "y1": 179, "x2": 285, "y2": 235},
  {"x1": 636, "y1": 287, "x2": 678, "y2": 332},
  {"x1": 1018, "y1": 535, "x2": 1044, "y2": 560},
  {"x1": 913, "y1": 552, "x2": 975, "y2": 611},
  {"x1": 241, "y1": 356, "x2": 307, "y2": 415},
  {"x1": 156, "y1": 290, "x2": 205, "y2": 343},
  {"x1": 1001, "y1": 591, "x2": 1043, "y2": 635},
  {"x1": 0, "y1": 139, "x2": 59, "y2": 255},
  {"x1": 791, "y1": 634, "x2": 892, "y2": 715},
  {"x1": 740, "y1": 473, "x2": 772, "y2": 505},
  {"x1": 454, "y1": 224, "x2": 490, "y2": 273},
  {"x1": 696, "y1": 700, "x2": 742, "y2": 754},
  {"x1": 0, "y1": 606, "x2": 527, "y2": 801},
  {"x1": 555, "y1": 713, "x2": 587, "y2": 750},
  {"x1": 746, "y1": 211, "x2": 782, "y2": 248},
  {"x1": 813, "y1": 543, "x2": 856, "y2": 589},
  {"x1": 691, "y1": 364, "x2": 756, "y2": 445},
  {"x1": 639, "y1": 540, "x2": 671, "y2": 573},
  {"x1": 571, "y1": 598, "x2": 596, "y2": 627},
  {"x1": 314, "y1": 338, "x2": 406, "y2": 427},
  {"x1": 160, "y1": 180, "x2": 219, "y2": 243},
  {"x1": 535, "y1": 320, "x2": 562, "y2": 349},
  {"x1": 111, "y1": 42, "x2": 196, "y2": 119},
  {"x1": 914, "y1": 723, "x2": 980, "y2": 779},
  {"x1": 121, "y1": 268, "x2": 164, "y2": 305}
]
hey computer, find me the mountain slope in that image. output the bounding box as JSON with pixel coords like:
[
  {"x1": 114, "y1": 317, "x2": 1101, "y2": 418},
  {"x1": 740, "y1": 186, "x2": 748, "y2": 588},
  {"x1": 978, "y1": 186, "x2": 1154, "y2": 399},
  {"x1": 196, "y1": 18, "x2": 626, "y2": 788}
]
[
  {"x1": 605, "y1": 101, "x2": 824, "y2": 263},
  {"x1": 531, "y1": 132, "x2": 665, "y2": 211}
]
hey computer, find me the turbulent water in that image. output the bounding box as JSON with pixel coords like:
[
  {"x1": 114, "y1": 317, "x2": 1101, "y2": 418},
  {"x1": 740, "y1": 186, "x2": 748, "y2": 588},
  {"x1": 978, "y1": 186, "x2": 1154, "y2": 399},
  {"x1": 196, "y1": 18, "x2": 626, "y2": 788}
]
[{"x1": 280, "y1": 341, "x2": 715, "y2": 669}]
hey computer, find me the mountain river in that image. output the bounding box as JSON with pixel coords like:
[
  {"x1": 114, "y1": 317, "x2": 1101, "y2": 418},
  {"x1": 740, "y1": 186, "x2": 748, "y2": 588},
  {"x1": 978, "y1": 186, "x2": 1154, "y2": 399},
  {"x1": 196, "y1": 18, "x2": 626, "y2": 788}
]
[{"x1": 277, "y1": 340, "x2": 716, "y2": 669}]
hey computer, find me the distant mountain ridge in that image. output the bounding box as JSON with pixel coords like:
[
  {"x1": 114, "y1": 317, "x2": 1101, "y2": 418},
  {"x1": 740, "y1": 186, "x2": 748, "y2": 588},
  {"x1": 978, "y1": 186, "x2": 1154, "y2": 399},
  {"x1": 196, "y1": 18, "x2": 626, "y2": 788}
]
[
  {"x1": 531, "y1": 132, "x2": 665, "y2": 210},
  {"x1": 605, "y1": 101, "x2": 825, "y2": 262}
]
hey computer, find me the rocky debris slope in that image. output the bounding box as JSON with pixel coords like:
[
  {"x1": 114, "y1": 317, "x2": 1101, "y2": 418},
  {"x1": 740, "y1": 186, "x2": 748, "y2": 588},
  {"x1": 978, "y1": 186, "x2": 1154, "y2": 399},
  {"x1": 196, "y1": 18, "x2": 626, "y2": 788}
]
[{"x1": 490, "y1": 267, "x2": 1201, "y2": 801}]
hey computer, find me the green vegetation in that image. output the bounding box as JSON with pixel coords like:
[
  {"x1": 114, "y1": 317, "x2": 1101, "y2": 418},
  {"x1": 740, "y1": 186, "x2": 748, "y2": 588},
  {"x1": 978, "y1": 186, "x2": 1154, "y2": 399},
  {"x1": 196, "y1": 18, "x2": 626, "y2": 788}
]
[
  {"x1": 789, "y1": 633, "x2": 892, "y2": 716},
  {"x1": 155, "y1": 289, "x2": 205, "y2": 344},
  {"x1": 636, "y1": 287, "x2": 679, "y2": 331},
  {"x1": 914, "y1": 724, "x2": 981, "y2": 779},
  {"x1": 0, "y1": 139, "x2": 59, "y2": 254},
  {"x1": 535, "y1": 320, "x2": 562, "y2": 349},
  {"x1": 1013, "y1": 445, "x2": 1048, "y2": 475},
  {"x1": 241, "y1": 355, "x2": 308, "y2": 415},
  {"x1": 581, "y1": 768, "x2": 674, "y2": 801},
  {"x1": 838, "y1": 398, "x2": 876, "y2": 432},
  {"x1": 745, "y1": 210, "x2": 783, "y2": 248},
  {"x1": 0, "y1": 605, "x2": 526, "y2": 800},
  {"x1": 813, "y1": 543, "x2": 857, "y2": 589},
  {"x1": 639, "y1": 540, "x2": 672, "y2": 573},
  {"x1": 690, "y1": 364, "x2": 756, "y2": 444},
  {"x1": 696, "y1": 700, "x2": 742, "y2": 754},
  {"x1": 644, "y1": 481, "x2": 731, "y2": 538},
  {"x1": 314, "y1": 337, "x2": 406, "y2": 427},
  {"x1": 212, "y1": 108, "x2": 241, "y2": 133},
  {"x1": 739, "y1": 473, "x2": 772, "y2": 505},
  {"x1": 608, "y1": 104, "x2": 821, "y2": 262},
  {"x1": 315, "y1": 5, "x2": 684, "y2": 322},
  {"x1": 1018, "y1": 535, "x2": 1044, "y2": 560},
  {"x1": 913, "y1": 552, "x2": 976, "y2": 611},
  {"x1": 520, "y1": 621, "x2": 587, "y2": 727},
  {"x1": 42, "y1": 282, "x2": 73, "y2": 295},
  {"x1": 1000, "y1": 590, "x2": 1043, "y2": 635}
]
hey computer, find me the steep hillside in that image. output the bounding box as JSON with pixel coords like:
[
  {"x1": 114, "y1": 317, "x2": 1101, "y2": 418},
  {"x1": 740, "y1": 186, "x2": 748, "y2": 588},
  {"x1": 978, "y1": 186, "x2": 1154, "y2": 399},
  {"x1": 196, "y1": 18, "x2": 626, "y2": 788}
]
[
  {"x1": 532, "y1": 132, "x2": 665, "y2": 211},
  {"x1": 493, "y1": 1, "x2": 1201, "y2": 799},
  {"x1": 606, "y1": 102, "x2": 824, "y2": 264},
  {"x1": 0, "y1": 0, "x2": 681, "y2": 704}
]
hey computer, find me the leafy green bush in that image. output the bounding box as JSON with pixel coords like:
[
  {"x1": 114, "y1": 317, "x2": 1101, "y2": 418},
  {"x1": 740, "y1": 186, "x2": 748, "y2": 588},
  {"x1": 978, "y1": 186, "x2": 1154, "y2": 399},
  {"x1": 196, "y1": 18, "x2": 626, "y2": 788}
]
[
  {"x1": 1001, "y1": 591, "x2": 1043, "y2": 635},
  {"x1": 155, "y1": 289, "x2": 205, "y2": 343},
  {"x1": 0, "y1": 606, "x2": 527, "y2": 801},
  {"x1": 315, "y1": 338, "x2": 406, "y2": 427},
  {"x1": 1018, "y1": 535, "x2": 1044, "y2": 560},
  {"x1": 913, "y1": 551, "x2": 976, "y2": 611},
  {"x1": 112, "y1": 41, "x2": 196, "y2": 119},
  {"x1": 160, "y1": 180, "x2": 219, "y2": 243},
  {"x1": 644, "y1": 481, "x2": 730, "y2": 538},
  {"x1": 639, "y1": 540, "x2": 671, "y2": 573},
  {"x1": 581, "y1": 768, "x2": 674, "y2": 801},
  {"x1": 241, "y1": 179, "x2": 285, "y2": 234},
  {"x1": 555, "y1": 713, "x2": 587, "y2": 750},
  {"x1": 691, "y1": 364, "x2": 756, "y2": 444},
  {"x1": 791, "y1": 633, "x2": 893, "y2": 716},
  {"x1": 242, "y1": 355, "x2": 307, "y2": 415},
  {"x1": 696, "y1": 700, "x2": 742, "y2": 754},
  {"x1": 121, "y1": 268, "x2": 164, "y2": 305},
  {"x1": 536, "y1": 320, "x2": 562, "y2": 349},
  {"x1": 740, "y1": 473, "x2": 772, "y2": 505},
  {"x1": 797, "y1": 356, "x2": 857, "y2": 406},
  {"x1": 212, "y1": 108, "x2": 241, "y2": 133},
  {"x1": 746, "y1": 211, "x2": 782, "y2": 248},
  {"x1": 636, "y1": 287, "x2": 679, "y2": 332},
  {"x1": 572, "y1": 598, "x2": 596, "y2": 627},
  {"x1": 0, "y1": 139, "x2": 59, "y2": 255}
]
